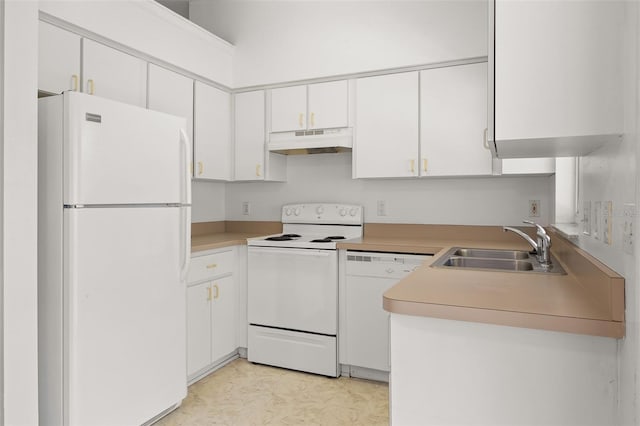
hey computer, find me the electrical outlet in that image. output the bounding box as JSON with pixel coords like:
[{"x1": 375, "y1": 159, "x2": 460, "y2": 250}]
[
  {"x1": 242, "y1": 201, "x2": 250, "y2": 215},
  {"x1": 377, "y1": 200, "x2": 386, "y2": 216},
  {"x1": 583, "y1": 201, "x2": 591, "y2": 235},
  {"x1": 603, "y1": 201, "x2": 612, "y2": 245},
  {"x1": 593, "y1": 201, "x2": 601, "y2": 240},
  {"x1": 529, "y1": 200, "x2": 540, "y2": 217},
  {"x1": 623, "y1": 203, "x2": 635, "y2": 255}
]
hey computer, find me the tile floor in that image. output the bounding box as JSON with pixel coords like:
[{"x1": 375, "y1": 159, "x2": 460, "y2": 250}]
[{"x1": 157, "y1": 358, "x2": 389, "y2": 425}]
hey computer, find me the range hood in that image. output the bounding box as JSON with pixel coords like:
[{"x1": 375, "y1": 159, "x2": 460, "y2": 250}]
[{"x1": 268, "y1": 128, "x2": 353, "y2": 155}]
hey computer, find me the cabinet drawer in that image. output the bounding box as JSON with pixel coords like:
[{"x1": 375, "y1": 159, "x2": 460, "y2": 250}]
[{"x1": 189, "y1": 250, "x2": 234, "y2": 283}]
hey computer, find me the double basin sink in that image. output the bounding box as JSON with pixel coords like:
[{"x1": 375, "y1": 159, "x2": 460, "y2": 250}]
[{"x1": 431, "y1": 247, "x2": 566, "y2": 275}]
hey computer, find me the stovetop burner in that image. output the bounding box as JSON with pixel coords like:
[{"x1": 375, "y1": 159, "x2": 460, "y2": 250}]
[
  {"x1": 264, "y1": 233, "x2": 302, "y2": 242},
  {"x1": 310, "y1": 238, "x2": 333, "y2": 243},
  {"x1": 326, "y1": 236, "x2": 345, "y2": 240}
]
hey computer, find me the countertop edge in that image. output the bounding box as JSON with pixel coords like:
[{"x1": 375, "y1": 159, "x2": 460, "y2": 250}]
[{"x1": 383, "y1": 297, "x2": 624, "y2": 339}]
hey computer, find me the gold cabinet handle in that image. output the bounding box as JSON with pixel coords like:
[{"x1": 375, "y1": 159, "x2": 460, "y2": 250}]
[
  {"x1": 206, "y1": 263, "x2": 217, "y2": 269},
  {"x1": 87, "y1": 79, "x2": 94, "y2": 95},
  {"x1": 410, "y1": 159, "x2": 415, "y2": 174},
  {"x1": 71, "y1": 74, "x2": 78, "y2": 91},
  {"x1": 423, "y1": 159, "x2": 428, "y2": 172},
  {"x1": 483, "y1": 128, "x2": 489, "y2": 150},
  {"x1": 310, "y1": 112, "x2": 315, "y2": 128},
  {"x1": 207, "y1": 286, "x2": 212, "y2": 301},
  {"x1": 298, "y1": 113, "x2": 304, "y2": 128},
  {"x1": 213, "y1": 284, "x2": 219, "y2": 299},
  {"x1": 256, "y1": 164, "x2": 261, "y2": 177},
  {"x1": 198, "y1": 161, "x2": 204, "y2": 176}
]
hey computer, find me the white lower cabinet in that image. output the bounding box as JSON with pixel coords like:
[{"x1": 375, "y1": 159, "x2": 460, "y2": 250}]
[{"x1": 187, "y1": 248, "x2": 237, "y2": 382}]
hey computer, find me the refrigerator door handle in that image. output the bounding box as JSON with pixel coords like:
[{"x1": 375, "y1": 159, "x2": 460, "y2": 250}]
[
  {"x1": 180, "y1": 129, "x2": 192, "y2": 205},
  {"x1": 180, "y1": 206, "x2": 191, "y2": 281},
  {"x1": 179, "y1": 129, "x2": 191, "y2": 281}
]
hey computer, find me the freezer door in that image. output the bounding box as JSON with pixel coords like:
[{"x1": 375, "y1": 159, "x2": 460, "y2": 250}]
[
  {"x1": 63, "y1": 92, "x2": 190, "y2": 205},
  {"x1": 64, "y1": 207, "x2": 186, "y2": 426}
]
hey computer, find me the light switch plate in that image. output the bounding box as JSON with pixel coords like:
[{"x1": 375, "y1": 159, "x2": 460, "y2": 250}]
[
  {"x1": 603, "y1": 201, "x2": 612, "y2": 245},
  {"x1": 583, "y1": 201, "x2": 591, "y2": 235},
  {"x1": 593, "y1": 201, "x2": 601, "y2": 240},
  {"x1": 529, "y1": 200, "x2": 540, "y2": 217}
]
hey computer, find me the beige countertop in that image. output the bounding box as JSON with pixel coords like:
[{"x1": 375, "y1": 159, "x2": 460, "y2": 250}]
[
  {"x1": 191, "y1": 221, "x2": 281, "y2": 253},
  {"x1": 191, "y1": 221, "x2": 624, "y2": 338},
  {"x1": 338, "y1": 224, "x2": 625, "y2": 339}
]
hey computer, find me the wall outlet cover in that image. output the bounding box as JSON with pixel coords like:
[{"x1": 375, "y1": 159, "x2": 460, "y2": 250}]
[
  {"x1": 529, "y1": 200, "x2": 540, "y2": 217},
  {"x1": 376, "y1": 200, "x2": 386, "y2": 216},
  {"x1": 623, "y1": 203, "x2": 635, "y2": 255},
  {"x1": 242, "y1": 201, "x2": 250, "y2": 215}
]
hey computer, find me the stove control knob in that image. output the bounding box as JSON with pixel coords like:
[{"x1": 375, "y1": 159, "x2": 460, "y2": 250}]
[
  {"x1": 316, "y1": 205, "x2": 324, "y2": 215},
  {"x1": 285, "y1": 208, "x2": 292, "y2": 216},
  {"x1": 349, "y1": 207, "x2": 358, "y2": 217},
  {"x1": 339, "y1": 208, "x2": 347, "y2": 217},
  {"x1": 294, "y1": 208, "x2": 301, "y2": 216}
]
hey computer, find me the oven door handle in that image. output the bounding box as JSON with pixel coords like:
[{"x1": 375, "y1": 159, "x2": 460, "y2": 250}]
[{"x1": 248, "y1": 247, "x2": 333, "y2": 257}]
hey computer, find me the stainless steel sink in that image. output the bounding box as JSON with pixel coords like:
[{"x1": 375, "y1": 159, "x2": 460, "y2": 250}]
[
  {"x1": 452, "y1": 248, "x2": 529, "y2": 260},
  {"x1": 443, "y1": 257, "x2": 534, "y2": 271},
  {"x1": 432, "y1": 247, "x2": 566, "y2": 274}
]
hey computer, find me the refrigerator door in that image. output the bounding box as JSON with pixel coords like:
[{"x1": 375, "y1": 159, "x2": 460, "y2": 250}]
[
  {"x1": 64, "y1": 207, "x2": 186, "y2": 426},
  {"x1": 63, "y1": 92, "x2": 191, "y2": 206}
]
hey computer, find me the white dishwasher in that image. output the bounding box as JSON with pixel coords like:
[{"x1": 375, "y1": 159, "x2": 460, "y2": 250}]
[{"x1": 344, "y1": 251, "x2": 430, "y2": 379}]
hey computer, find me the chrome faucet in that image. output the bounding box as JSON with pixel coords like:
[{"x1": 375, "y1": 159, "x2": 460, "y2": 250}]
[{"x1": 503, "y1": 220, "x2": 552, "y2": 268}]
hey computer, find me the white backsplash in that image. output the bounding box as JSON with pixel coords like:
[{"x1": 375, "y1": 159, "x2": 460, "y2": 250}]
[{"x1": 225, "y1": 153, "x2": 553, "y2": 227}]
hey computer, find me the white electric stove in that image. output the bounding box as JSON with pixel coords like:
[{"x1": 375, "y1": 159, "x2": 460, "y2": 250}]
[{"x1": 246, "y1": 203, "x2": 363, "y2": 377}]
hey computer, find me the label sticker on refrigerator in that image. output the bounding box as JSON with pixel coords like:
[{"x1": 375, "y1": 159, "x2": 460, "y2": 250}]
[{"x1": 85, "y1": 113, "x2": 102, "y2": 123}]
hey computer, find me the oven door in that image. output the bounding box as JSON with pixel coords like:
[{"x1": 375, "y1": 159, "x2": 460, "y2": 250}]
[{"x1": 248, "y1": 247, "x2": 338, "y2": 335}]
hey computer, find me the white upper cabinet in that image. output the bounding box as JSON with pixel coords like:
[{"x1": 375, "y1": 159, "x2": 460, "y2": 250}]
[
  {"x1": 271, "y1": 85, "x2": 307, "y2": 133},
  {"x1": 38, "y1": 21, "x2": 81, "y2": 95},
  {"x1": 235, "y1": 91, "x2": 287, "y2": 181},
  {"x1": 147, "y1": 64, "x2": 194, "y2": 149},
  {"x1": 82, "y1": 39, "x2": 147, "y2": 108},
  {"x1": 354, "y1": 72, "x2": 419, "y2": 179},
  {"x1": 420, "y1": 63, "x2": 490, "y2": 176},
  {"x1": 194, "y1": 81, "x2": 231, "y2": 181},
  {"x1": 492, "y1": 0, "x2": 623, "y2": 158},
  {"x1": 271, "y1": 81, "x2": 349, "y2": 132},
  {"x1": 307, "y1": 81, "x2": 349, "y2": 130}
]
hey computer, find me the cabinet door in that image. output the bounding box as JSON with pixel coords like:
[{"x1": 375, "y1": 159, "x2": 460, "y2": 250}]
[
  {"x1": 187, "y1": 282, "x2": 212, "y2": 377},
  {"x1": 194, "y1": 81, "x2": 231, "y2": 180},
  {"x1": 420, "y1": 63, "x2": 491, "y2": 176},
  {"x1": 38, "y1": 21, "x2": 81, "y2": 95},
  {"x1": 82, "y1": 38, "x2": 147, "y2": 108},
  {"x1": 354, "y1": 72, "x2": 419, "y2": 178},
  {"x1": 234, "y1": 91, "x2": 266, "y2": 181},
  {"x1": 147, "y1": 64, "x2": 194, "y2": 166},
  {"x1": 308, "y1": 80, "x2": 349, "y2": 130},
  {"x1": 211, "y1": 275, "x2": 237, "y2": 362},
  {"x1": 271, "y1": 85, "x2": 307, "y2": 132},
  {"x1": 346, "y1": 275, "x2": 397, "y2": 372},
  {"x1": 495, "y1": 1, "x2": 622, "y2": 141}
]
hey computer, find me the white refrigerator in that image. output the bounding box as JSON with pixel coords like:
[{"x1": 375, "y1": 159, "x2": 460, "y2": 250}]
[{"x1": 38, "y1": 92, "x2": 191, "y2": 425}]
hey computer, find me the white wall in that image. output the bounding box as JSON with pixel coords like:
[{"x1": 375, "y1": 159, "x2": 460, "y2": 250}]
[
  {"x1": 2, "y1": 0, "x2": 40, "y2": 423},
  {"x1": 226, "y1": 153, "x2": 552, "y2": 226},
  {"x1": 192, "y1": 181, "x2": 226, "y2": 223},
  {"x1": 556, "y1": 2, "x2": 638, "y2": 423},
  {"x1": 189, "y1": 0, "x2": 487, "y2": 87}
]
